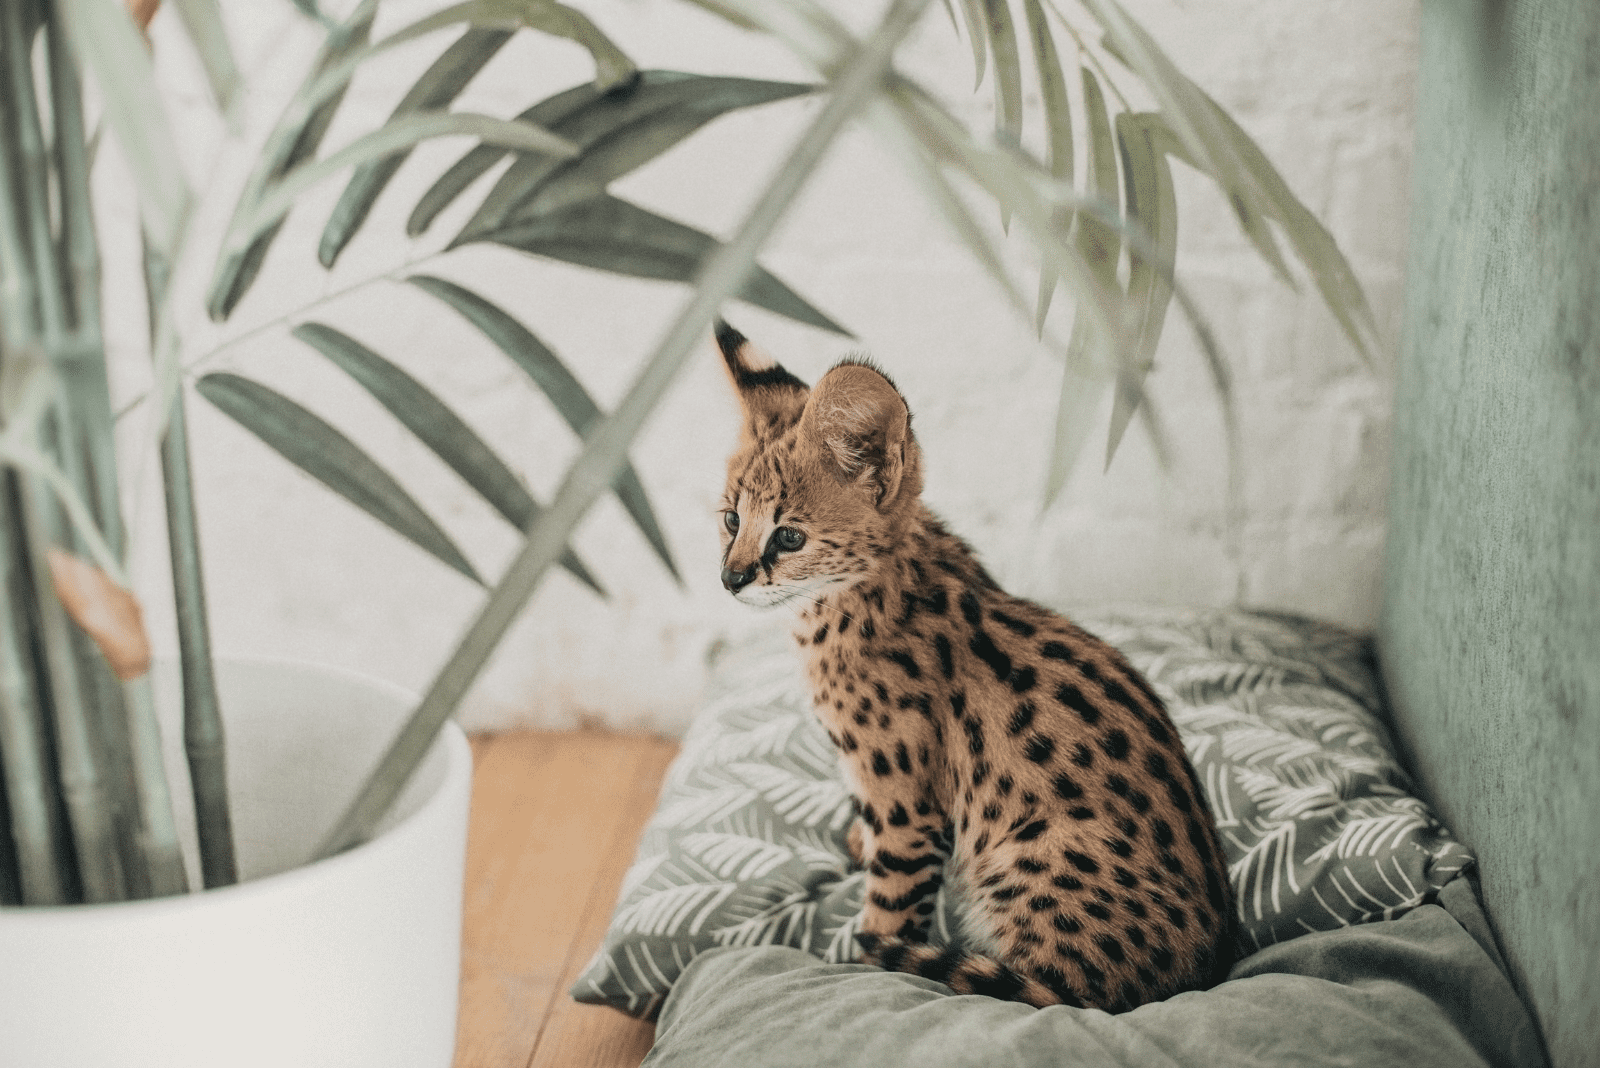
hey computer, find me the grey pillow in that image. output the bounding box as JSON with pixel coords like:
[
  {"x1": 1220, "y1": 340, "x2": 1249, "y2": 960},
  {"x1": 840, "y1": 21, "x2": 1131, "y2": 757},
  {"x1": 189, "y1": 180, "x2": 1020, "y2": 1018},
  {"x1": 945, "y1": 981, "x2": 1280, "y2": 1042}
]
[{"x1": 571, "y1": 608, "x2": 1475, "y2": 1018}]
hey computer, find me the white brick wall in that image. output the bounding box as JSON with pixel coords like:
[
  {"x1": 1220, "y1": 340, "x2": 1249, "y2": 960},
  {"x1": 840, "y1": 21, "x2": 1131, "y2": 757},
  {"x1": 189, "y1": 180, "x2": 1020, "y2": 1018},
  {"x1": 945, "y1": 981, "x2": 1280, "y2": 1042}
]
[{"x1": 112, "y1": 0, "x2": 1416, "y2": 735}]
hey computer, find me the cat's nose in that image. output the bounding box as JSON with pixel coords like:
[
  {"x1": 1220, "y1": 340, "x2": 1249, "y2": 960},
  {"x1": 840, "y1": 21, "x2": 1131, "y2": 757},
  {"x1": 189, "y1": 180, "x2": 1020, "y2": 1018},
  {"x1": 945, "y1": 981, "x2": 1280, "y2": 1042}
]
[{"x1": 721, "y1": 564, "x2": 756, "y2": 593}]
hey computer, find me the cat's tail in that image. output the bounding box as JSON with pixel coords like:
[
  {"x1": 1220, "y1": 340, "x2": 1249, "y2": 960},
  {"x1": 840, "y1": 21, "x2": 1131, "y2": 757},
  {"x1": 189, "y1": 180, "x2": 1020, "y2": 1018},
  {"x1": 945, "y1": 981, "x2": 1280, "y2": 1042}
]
[{"x1": 853, "y1": 933, "x2": 1084, "y2": 1009}]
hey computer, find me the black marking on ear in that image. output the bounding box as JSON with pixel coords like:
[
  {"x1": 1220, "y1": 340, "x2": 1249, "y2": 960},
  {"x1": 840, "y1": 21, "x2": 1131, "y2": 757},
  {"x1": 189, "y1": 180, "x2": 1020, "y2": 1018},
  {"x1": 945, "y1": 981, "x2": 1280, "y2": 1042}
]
[{"x1": 715, "y1": 318, "x2": 808, "y2": 390}]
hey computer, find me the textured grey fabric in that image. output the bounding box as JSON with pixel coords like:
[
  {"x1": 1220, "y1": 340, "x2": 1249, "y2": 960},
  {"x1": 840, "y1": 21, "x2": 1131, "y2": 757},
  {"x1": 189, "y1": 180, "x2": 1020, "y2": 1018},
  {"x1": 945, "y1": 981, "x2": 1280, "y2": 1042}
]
[
  {"x1": 644, "y1": 877, "x2": 1546, "y2": 1068},
  {"x1": 572, "y1": 608, "x2": 1475, "y2": 1018}
]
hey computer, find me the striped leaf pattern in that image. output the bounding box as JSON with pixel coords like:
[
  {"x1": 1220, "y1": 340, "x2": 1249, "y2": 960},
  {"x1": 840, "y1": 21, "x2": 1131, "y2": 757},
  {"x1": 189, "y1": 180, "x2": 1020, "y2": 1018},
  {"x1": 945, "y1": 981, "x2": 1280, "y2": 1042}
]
[
  {"x1": 573, "y1": 609, "x2": 1475, "y2": 1017},
  {"x1": 1079, "y1": 607, "x2": 1475, "y2": 953}
]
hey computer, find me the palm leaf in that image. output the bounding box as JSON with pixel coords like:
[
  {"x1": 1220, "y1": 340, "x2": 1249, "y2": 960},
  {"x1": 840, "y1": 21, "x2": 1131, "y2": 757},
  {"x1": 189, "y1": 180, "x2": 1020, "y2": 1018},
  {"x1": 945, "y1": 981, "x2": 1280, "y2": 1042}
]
[
  {"x1": 468, "y1": 192, "x2": 849, "y2": 335},
  {"x1": 452, "y1": 71, "x2": 814, "y2": 239},
  {"x1": 54, "y1": 0, "x2": 189, "y2": 251},
  {"x1": 168, "y1": 0, "x2": 241, "y2": 115},
  {"x1": 1043, "y1": 64, "x2": 1121, "y2": 501},
  {"x1": 406, "y1": 274, "x2": 680, "y2": 581},
  {"x1": 1023, "y1": 0, "x2": 1071, "y2": 332},
  {"x1": 207, "y1": 1, "x2": 376, "y2": 320},
  {"x1": 981, "y1": 0, "x2": 1022, "y2": 152},
  {"x1": 408, "y1": 78, "x2": 608, "y2": 238},
  {"x1": 953, "y1": 0, "x2": 988, "y2": 88},
  {"x1": 223, "y1": 111, "x2": 577, "y2": 262},
  {"x1": 1105, "y1": 112, "x2": 1177, "y2": 465},
  {"x1": 317, "y1": 26, "x2": 515, "y2": 268},
  {"x1": 288, "y1": 322, "x2": 604, "y2": 595},
  {"x1": 195, "y1": 372, "x2": 481, "y2": 583}
]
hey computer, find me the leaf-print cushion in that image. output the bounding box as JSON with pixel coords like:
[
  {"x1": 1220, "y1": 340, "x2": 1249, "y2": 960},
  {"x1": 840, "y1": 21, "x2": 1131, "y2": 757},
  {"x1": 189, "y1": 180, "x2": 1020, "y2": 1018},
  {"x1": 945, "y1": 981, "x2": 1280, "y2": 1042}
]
[{"x1": 570, "y1": 608, "x2": 1475, "y2": 1018}]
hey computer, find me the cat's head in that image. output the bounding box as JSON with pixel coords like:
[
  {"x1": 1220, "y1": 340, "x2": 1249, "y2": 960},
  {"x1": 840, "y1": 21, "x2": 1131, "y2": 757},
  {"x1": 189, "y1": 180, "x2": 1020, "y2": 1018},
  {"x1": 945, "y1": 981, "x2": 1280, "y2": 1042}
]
[{"x1": 715, "y1": 321, "x2": 923, "y2": 608}]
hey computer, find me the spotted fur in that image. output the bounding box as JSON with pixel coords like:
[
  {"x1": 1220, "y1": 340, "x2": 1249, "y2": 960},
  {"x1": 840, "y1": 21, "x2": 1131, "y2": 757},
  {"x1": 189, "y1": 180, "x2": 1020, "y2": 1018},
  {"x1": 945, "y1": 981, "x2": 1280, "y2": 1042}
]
[{"x1": 715, "y1": 321, "x2": 1234, "y2": 1010}]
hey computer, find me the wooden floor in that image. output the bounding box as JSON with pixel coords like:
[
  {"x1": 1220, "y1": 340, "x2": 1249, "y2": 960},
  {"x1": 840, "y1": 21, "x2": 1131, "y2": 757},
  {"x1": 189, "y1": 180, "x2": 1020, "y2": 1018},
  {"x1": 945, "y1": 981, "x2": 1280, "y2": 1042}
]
[{"x1": 453, "y1": 730, "x2": 679, "y2": 1068}]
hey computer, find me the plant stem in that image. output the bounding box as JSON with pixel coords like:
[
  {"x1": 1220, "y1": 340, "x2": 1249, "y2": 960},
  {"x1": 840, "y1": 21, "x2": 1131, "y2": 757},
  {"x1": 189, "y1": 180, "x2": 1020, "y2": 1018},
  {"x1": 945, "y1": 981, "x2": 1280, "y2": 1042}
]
[
  {"x1": 145, "y1": 238, "x2": 236, "y2": 889},
  {"x1": 9, "y1": 471, "x2": 124, "y2": 901},
  {"x1": 0, "y1": 488, "x2": 75, "y2": 904},
  {"x1": 313, "y1": 0, "x2": 938, "y2": 860}
]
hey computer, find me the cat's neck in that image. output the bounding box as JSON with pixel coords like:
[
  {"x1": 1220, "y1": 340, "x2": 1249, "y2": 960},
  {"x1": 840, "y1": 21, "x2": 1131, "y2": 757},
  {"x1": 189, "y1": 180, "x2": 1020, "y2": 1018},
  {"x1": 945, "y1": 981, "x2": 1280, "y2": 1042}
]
[{"x1": 796, "y1": 504, "x2": 996, "y2": 630}]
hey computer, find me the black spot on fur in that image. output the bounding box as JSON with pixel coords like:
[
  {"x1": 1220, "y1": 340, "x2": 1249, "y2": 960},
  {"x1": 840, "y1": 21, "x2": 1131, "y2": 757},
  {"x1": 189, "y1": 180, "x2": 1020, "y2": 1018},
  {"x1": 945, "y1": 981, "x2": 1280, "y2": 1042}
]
[
  {"x1": 1107, "y1": 838, "x2": 1133, "y2": 858},
  {"x1": 950, "y1": 691, "x2": 966, "y2": 719},
  {"x1": 1040, "y1": 640, "x2": 1075, "y2": 662},
  {"x1": 1071, "y1": 743, "x2": 1095, "y2": 768},
  {"x1": 964, "y1": 718, "x2": 985, "y2": 756},
  {"x1": 915, "y1": 799, "x2": 932, "y2": 816},
  {"x1": 1125, "y1": 898, "x2": 1148, "y2": 919},
  {"x1": 1129, "y1": 790, "x2": 1152, "y2": 815},
  {"x1": 1114, "y1": 866, "x2": 1139, "y2": 887},
  {"x1": 1151, "y1": 946, "x2": 1174, "y2": 972},
  {"x1": 1018, "y1": 857, "x2": 1049, "y2": 873},
  {"x1": 935, "y1": 634, "x2": 954, "y2": 678},
  {"x1": 1016, "y1": 820, "x2": 1049, "y2": 842},
  {"x1": 1163, "y1": 778, "x2": 1193, "y2": 813},
  {"x1": 1063, "y1": 850, "x2": 1100, "y2": 874},
  {"x1": 992, "y1": 884, "x2": 1026, "y2": 902},
  {"x1": 996, "y1": 775, "x2": 1014, "y2": 796},
  {"x1": 1106, "y1": 774, "x2": 1129, "y2": 797},
  {"x1": 1100, "y1": 730, "x2": 1131, "y2": 761},
  {"x1": 1007, "y1": 702, "x2": 1036, "y2": 735},
  {"x1": 860, "y1": 618, "x2": 877, "y2": 640},
  {"x1": 926, "y1": 587, "x2": 949, "y2": 616},
  {"x1": 1126, "y1": 925, "x2": 1147, "y2": 948},
  {"x1": 1027, "y1": 895, "x2": 1058, "y2": 912},
  {"x1": 971, "y1": 968, "x2": 1026, "y2": 1001},
  {"x1": 896, "y1": 742, "x2": 913, "y2": 774},
  {"x1": 970, "y1": 760, "x2": 990, "y2": 787},
  {"x1": 888, "y1": 802, "x2": 910, "y2": 826},
  {"x1": 1094, "y1": 935, "x2": 1126, "y2": 964},
  {"x1": 878, "y1": 849, "x2": 943, "y2": 874},
  {"x1": 1052, "y1": 772, "x2": 1083, "y2": 801},
  {"x1": 1085, "y1": 902, "x2": 1112, "y2": 921},
  {"x1": 969, "y1": 630, "x2": 1012, "y2": 683},
  {"x1": 918, "y1": 945, "x2": 966, "y2": 984},
  {"x1": 872, "y1": 751, "x2": 891, "y2": 776},
  {"x1": 1009, "y1": 666, "x2": 1037, "y2": 693},
  {"x1": 1068, "y1": 806, "x2": 1095, "y2": 820},
  {"x1": 990, "y1": 609, "x2": 1035, "y2": 636},
  {"x1": 973, "y1": 831, "x2": 990, "y2": 854},
  {"x1": 887, "y1": 650, "x2": 921, "y2": 679},
  {"x1": 1051, "y1": 873, "x2": 1083, "y2": 892},
  {"x1": 981, "y1": 802, "x2": 1003, "y2": 822},
  {"x1": 1052, "y1": 913, "x2": 1082, "y2": 934},
  {"x1": 1056, "y1": 683, "x2": 1101, "y2": 725},
  {"x1": 1118, "y1": 817, "x2": 1139, "y2": 838},
  {"x1": 1163, "y1": 903, "x2": 1188, "y2": 930},
  {"x1": 875, "y1": 682, "x2": 890, "y2": 702},
  {"x1": 1025, "y1": 735, "x2": 1056, "y2": 764},
  {"x1": 840, "y1": 732, "x2": 858, "y2": 752},
  {"x1": 959, "y1": 591, "x2": 982, "y2": 625}
]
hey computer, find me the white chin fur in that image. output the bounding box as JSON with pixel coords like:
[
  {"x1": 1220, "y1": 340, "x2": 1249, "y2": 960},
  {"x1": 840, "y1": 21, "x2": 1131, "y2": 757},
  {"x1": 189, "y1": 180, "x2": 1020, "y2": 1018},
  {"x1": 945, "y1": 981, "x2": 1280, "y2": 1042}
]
[{"x1": 734, "y1": 578, "x2": 846, "y2": 609}]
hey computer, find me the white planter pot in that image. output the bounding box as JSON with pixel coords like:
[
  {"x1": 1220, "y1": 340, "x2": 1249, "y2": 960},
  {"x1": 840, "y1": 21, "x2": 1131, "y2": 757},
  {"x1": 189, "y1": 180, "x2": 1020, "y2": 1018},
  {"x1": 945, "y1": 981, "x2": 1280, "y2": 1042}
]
[{"x1": 0, "y1": 658, "x2": 473, "y2": 1068}]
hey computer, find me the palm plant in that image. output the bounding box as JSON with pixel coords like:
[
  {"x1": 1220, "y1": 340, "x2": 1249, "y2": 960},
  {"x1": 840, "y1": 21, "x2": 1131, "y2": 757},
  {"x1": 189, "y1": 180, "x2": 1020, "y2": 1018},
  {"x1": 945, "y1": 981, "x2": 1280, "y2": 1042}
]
[{"x1": 0, "y1": 0, "x2": 1374, "y2": 906}]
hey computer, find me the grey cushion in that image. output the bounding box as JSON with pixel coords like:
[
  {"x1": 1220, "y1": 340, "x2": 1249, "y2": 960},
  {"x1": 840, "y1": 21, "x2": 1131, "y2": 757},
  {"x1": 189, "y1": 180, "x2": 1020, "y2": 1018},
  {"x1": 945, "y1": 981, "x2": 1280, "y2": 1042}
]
[
  {"x1": 642, "y1": 878, "x2": 1545, "y2": 1068},
  {"x1": 572, "y1": 607, "x2": 1476, "y2": 1018}
]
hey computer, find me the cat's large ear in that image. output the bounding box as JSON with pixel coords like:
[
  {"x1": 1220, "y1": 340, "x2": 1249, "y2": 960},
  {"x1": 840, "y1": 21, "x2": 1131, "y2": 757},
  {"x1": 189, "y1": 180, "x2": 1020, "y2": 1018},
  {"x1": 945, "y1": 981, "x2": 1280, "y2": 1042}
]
[
  {"x1": 799, "y1": 360, "x2": 921, "y2": 510},
  {"x1": 716, "y1": 320, "x2": 809, "y2": 441}
]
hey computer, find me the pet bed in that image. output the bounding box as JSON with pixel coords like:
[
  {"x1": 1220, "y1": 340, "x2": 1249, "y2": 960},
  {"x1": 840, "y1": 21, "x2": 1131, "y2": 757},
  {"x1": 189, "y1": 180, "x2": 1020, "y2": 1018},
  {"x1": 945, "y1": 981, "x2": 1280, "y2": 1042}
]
[{"x1": 572, "y1": 607, "x2": 1545, "y2": 1068}]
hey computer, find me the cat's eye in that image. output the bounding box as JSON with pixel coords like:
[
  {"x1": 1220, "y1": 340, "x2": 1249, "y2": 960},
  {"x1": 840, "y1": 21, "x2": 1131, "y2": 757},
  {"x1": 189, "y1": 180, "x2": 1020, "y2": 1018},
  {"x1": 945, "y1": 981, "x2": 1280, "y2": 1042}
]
[
  {"x1": 723, "y1": 511, "x2": 740, "y2": 534},
  {"x1": 775, "y1": 527, "x2": 805, "y2": 552}
]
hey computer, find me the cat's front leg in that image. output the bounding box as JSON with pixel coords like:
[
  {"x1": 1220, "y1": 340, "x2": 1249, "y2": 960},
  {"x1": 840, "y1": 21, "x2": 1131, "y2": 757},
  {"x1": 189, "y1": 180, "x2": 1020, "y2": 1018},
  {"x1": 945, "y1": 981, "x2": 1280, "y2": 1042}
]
[{"x1": 852, "y1": 790, "x2": 948, "y2": 943}]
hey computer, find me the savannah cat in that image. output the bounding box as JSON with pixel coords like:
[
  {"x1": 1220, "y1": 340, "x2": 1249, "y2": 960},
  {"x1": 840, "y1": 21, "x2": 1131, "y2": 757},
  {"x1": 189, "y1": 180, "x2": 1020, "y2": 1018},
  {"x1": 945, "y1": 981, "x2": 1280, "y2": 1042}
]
[{"x1": 714, "y1": 321, "x2": 1234, "y2": 1010}]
